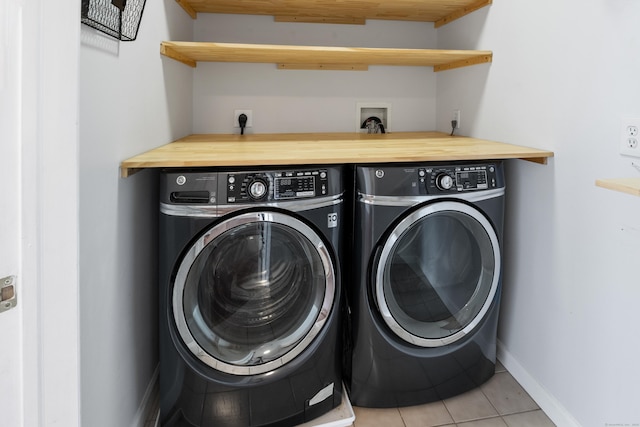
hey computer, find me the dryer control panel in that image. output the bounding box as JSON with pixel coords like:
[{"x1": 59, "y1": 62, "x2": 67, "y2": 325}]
[
  {"x1": 356, "y1": 162, "x2": 504, "y2": 197},
  {"x1": 421, "y1": 164, "x2": 500, "y2": 194}
]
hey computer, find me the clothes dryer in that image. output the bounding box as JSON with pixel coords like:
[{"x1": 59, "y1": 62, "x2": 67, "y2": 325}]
[
  {"x1": 159, "y1": 166, "x2": 345, "y2": 426},
  {"x1": 347, "y1": 162, "x2": 505, "y2": 407}
]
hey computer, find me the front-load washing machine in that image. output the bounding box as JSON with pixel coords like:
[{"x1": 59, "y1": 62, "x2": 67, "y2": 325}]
[
  {"x1": 159, "y1": 166, "x2": 345, "y2": 426},
  {"x1": 347, "y1": 161, "x2": 505, "y2": 408}
]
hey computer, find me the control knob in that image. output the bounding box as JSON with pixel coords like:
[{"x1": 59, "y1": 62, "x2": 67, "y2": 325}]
[
  {"x1": 435, "y1": 173, "x2": 454, "y2": 190},
  {"x1": 248, "y1": 178, "x2": 268, "y2": 200}
]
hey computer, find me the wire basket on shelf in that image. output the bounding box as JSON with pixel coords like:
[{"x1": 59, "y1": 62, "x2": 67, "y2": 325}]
[{"x1": 81, "y1": 0, "x2": 146, "y2": 41}]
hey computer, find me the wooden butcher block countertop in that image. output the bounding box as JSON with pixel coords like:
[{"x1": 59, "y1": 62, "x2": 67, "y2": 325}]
[{"x1": 120, "y1": 132, "x2": 554, "y2": 178}]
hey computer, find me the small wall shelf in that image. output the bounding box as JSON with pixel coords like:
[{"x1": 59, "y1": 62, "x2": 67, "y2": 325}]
[
  {"x1": 160, "y1": 41, "x2": 492, "y2": 71},
  {"x1": 596, "y1": 178, "x2": 640, "y2": 197},
  {"x1": 175, "y1": 0, "x2": 491, "y2": 27}
]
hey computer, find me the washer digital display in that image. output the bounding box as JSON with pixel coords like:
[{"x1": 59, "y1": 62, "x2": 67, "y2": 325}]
[
  {"x1": 455, "y1": 169, "x2": 488, "y2": 190},
  {"x1": 275, "y1": 176, "x2": 316, "y2": 199}
]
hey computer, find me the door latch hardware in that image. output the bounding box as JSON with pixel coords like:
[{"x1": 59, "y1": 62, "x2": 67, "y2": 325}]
[{"x1": 0, "y1": 276, "x2": 17, "y2": 313}]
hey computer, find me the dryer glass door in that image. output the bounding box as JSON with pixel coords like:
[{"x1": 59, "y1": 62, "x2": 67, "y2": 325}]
[
  {"x1": 375, "y1": 201, "x2": 500, "y2": 348},
  {"x1": 173, "y1": 211, "x2": 335, "y2": 375}
]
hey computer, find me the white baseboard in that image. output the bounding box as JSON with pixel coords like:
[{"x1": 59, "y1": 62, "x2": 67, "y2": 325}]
[
  {"x1": 131, "y1": 365, "x2": 159, "y2": 427},
  {"x1": 497, "y1": 340, "x2": 582, "y2": 427}
]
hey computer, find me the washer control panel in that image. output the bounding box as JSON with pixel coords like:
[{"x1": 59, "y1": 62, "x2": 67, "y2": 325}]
[
  {"x1": 421, "y1": 164, "x2": 500, "y2": 193},
  {"x1": 225, "y1": 169, "x2": 330, "y2": 203}
]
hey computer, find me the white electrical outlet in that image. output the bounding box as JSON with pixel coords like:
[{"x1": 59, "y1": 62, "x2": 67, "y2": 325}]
[
  {"x1": 453, "y1": 109, "x2": 461, "y2": 129},
  {"x1": 234, "y1": 110, "x2": 253, "y2": 128},
  {"x1": 620, "y1": 118, "x2": 640, "y2": 157}
]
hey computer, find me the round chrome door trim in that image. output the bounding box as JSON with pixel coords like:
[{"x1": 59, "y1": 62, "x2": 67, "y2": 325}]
[
  {"x1": 375, "y1": 201, "x2": 501, "y2": 348},
  {"x1": 173, "y1": 211, "x2": 336, "y2": 375}
]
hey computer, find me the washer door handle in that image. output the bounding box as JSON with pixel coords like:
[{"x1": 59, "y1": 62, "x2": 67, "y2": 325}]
[{"x1": 369, "y1": 246, "x2": 384, "y2": 312}]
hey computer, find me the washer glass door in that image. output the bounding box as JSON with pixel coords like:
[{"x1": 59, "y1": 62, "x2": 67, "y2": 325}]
[
  {"x1": 173, "y1": 211, "x2": 335, "y2": 375},
  {"x1": 375, "y1": 201, "x2": 500, "y2": 347}
]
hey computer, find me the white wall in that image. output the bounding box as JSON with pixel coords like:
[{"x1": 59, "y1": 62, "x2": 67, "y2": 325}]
[
  {"x1": 76, "y1": 2, "x2": 640, "y2": 425},
  {"x1": 437, "y1": 1, "x2": 640, "y2": 426},
  {"x1": 79, "y1": 1, "x2": 192, "y2": 426},
  {"x1": 192, "y1": 15, "x2": 438, "y2": 134}
]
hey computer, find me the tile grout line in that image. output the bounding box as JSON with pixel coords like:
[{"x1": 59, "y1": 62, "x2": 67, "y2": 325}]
[
  {"x1": 396, "y1": 407, "x2": 408, "y2": 427},
  {"x1": 480, "y1": 374, "x2": 503, "y2": 419},
  {"x1": 440, "y1": 397, "x2": 456, "y2": 427}
]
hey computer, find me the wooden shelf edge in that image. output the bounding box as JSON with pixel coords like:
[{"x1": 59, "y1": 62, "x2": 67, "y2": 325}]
[
  {"x1": 121, "y1": 155, "x2": 551, "y2": 179},
  {"x1": 174, "y1": 0, "x2": 491, "y2": 27},
  {"x1": 434, "y1": 53, "x2": 492, "y2": 72},
  {"x1": 120, "y1": 132, "x2": 554, "y2": 178},
  {"x1": 274, "y1": 15, "x2": 366, "y2": 25},
  {"x1": 160, "y1": 43, "x2": 197, "y2": 67},
  {"x1": 176, "y1": 0, "x2": 196, "y2": 19},
  {"x1": 121, "y1": 167, "x2": 144, "y2": 178},
  {"x1": 160, "y1": 41, "x2": 492, "y2": 71},
  {"x1": 596, "y1": 178, "x2": 640, "y2": 197},
  {"x1": 435, "y1": 0, "x2": 492, "y2": 28},
  {"x1": 521, "y1": 157, "x2": 549, "y2": 165},
  {"x1": 278, "y1": 63, "x2": 369, "y2": 71}
]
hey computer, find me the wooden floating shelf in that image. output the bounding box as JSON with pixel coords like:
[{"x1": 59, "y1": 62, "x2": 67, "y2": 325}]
[
  {"x1": 160, "y1": 41, "x2": 493, "y2": 71},
  {"x1": 175, "y1": 0, "x2": 492, "y2": 27},
  {"x1": 120, "y1": 131, "x2": 553, "y2": 178},
  {"x1": 596, "y1": 178, "x2": 640, "y2": 197}
]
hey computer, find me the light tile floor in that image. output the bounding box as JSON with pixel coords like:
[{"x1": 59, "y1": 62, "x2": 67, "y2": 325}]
[
  {"x1": 146, "y1": 362, "x2": 555, "y2": 427},
  {"x1": 351, "y1": 362, "x2": 556, "y2": 427}
]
